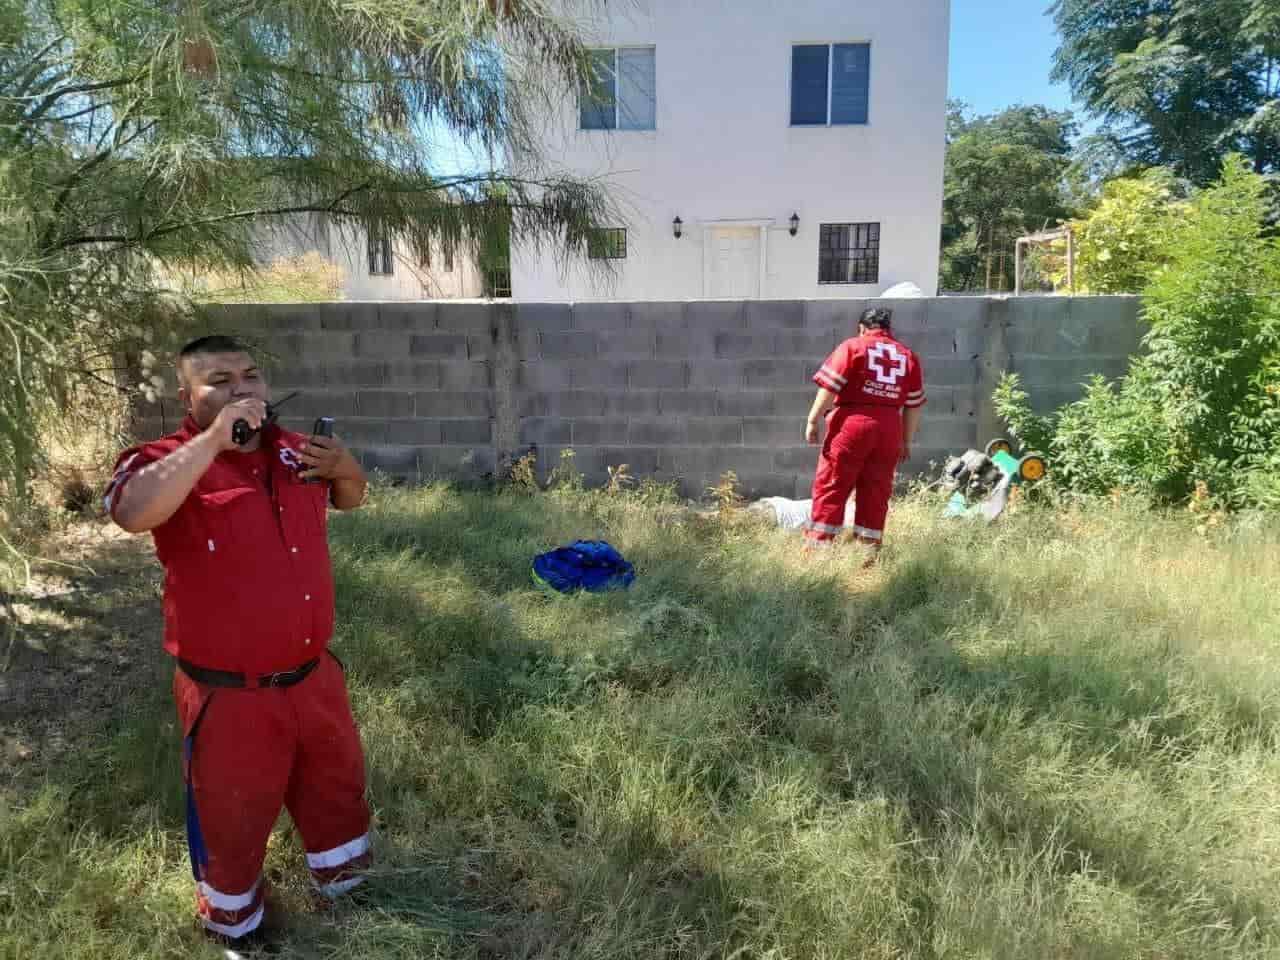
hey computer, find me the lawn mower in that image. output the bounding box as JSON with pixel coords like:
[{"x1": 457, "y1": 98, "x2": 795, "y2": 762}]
[{"x1": 940, "y1": 438, "x2": 1047, "y2": 522}]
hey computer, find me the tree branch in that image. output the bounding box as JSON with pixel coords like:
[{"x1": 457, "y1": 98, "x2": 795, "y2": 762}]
[
  {"x1": 327, "y1": 182, "x2": 373, "y2": 209},
  {"x1": 56, "y1": 202, "x2": 362, "y2": 249},
  {"x1": 52, "y1": 170, "x2": 602, "y2": 250},
  {"x1": 38, "y1": 115, "x2": 157, "y2": 251},
  {"x1": 6, "y1": 54, "x2": 70, "y2": 110},
  {"x1": 53, "y1": 234, "x2": 132, "y2": 248},
  {"x1": 3, "y1": 36, "x2": 68, "y2": 97},
  {"x1": 147, "y1": 203, "x2": 373, "y2": 240},
  {"x1": 257, "y1": 62, "x2": 425, "y2": 85},
  {"x1": 24, "y1": 73, "x2": 142, "y2": 129},
  {"x1": 75, "y1": 368, "x2": 135, "y2": 394},
  {"x1": 44, "y1": 100, "x2": 113, "y2": 124}
]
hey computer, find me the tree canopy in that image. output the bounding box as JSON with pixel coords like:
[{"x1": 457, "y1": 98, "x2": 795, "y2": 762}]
[
  {"x1": 1051, "y1": 0, "x2": 1280, "y2": 183},
  {"x1": 0, "y1": 0, "x2": 614, "y2": 506},
  {"x1": 940, "y1": 102, "x2": 1077, "y2": 292}
]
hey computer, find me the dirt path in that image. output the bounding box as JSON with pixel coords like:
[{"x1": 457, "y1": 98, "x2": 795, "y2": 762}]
[{"x1": 1, "y1": 520, "x2": 162, "y2": 797}]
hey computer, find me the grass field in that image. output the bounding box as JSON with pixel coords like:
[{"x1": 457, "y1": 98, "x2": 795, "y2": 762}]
[{"x1": 3, "y1": 480, "x2": 1279, "y2": 959}]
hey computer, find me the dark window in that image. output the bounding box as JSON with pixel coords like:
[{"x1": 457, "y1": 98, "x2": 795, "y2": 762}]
[
  {"x1": 791, "y1": 43, "x2": 870, "y2": 126},
  {"x1": 368, "y1": 232, "x2": 393, "y2": 276},
  {"x1": 819, "y1": 223, "x2": 880, "y2": 284},
  {"x1": 580, "y1": 49, "x2": 617, "y2": 130},
  {"x1": 617, "y1": 48, "x2": 657, "y2": 130},
  {"x1": 588, "y1": 228, "x2": 627, "y2": 260},
  {"x1": 485, "y1": 268, "x2": 511, "y2": 298},
  {"x1": 580, "y1": 48, "x2": 656, "y2": 130},
  {"x1": 831, "y1": 44, "x2": 871, "y2": 124},
  {"x1": 790, "y1": 45, "x2": 829, "y2": 126},
  {"x1": 419, "y1": 242, "x2": 455, "y2": 271}
]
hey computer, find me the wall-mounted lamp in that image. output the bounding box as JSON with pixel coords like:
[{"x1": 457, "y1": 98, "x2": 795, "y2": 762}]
[
  {"x1": 789, "y1": 212, "x2": 800, "y2": 237},
  {"x1": 672, "y1": 216, "x2": 683, "y2": 240}
]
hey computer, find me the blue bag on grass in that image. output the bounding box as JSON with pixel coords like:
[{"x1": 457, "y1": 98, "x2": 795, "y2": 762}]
[{"x1": 532, "y1": 540, "x2": 635, "y2": 594}]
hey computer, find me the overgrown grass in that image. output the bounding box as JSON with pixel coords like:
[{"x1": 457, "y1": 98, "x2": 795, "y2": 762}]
[{"x1": 3, "y1": 483, "x2": 1280, "y2": 959}]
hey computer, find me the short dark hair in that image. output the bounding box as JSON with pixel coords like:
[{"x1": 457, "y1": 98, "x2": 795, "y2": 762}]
[
  {"x1": 178, "y1": 334, "x2": 253, "y2": 360},
  {"x1": 859, "y1": 307, "x2": 893, "y2": 330}
]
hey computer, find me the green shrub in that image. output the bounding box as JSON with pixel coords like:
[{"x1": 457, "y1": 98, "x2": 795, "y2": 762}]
[
  {"x1": 997, "y1": 156, "x2": 1280, "y2": 508},
  {"x1": 1067, "y1": 169, "x2": 1188, "y2": 295}
]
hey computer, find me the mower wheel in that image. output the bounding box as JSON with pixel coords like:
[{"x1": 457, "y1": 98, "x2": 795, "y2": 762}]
[
  {"x1": 986, "y1": 438, "x2": 1013, "y2": 457},
  {"x1": 1018, "y1": 454, "x2": 1047, "y2": 482}
]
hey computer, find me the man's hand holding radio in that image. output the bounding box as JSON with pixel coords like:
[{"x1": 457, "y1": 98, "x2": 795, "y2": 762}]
[{"x1": 210, "y1": 398, "x2": 268, "y2": 452}]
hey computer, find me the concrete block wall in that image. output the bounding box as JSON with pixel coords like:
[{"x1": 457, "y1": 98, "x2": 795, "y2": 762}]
[{"x1": 131, "y1": 296, "x2": 1143, "y2": 499}]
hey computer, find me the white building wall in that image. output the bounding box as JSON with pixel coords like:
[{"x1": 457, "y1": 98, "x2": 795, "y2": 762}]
[
  {"x1": 327, "y1": 223, "x2": 486, "y2": 301},
  {"x1": 250, "y1": 215, "x2": 486, "y2": 301},
  {"x1": 512, "y1": 0, "x2": 950, "y2": 301}
]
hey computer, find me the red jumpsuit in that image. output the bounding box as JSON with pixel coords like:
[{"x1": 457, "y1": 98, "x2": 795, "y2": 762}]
[
  {"x1": 806, "y1": 329, "x2": 926, "y2": 546},
  {"x1": 107, "y1": 418, "x2": 371, "y2": 940}
]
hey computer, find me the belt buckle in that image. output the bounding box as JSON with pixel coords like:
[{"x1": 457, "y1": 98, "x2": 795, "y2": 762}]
[{"x1": 263, "y1": 670, "x2": 288, "y2": 688}]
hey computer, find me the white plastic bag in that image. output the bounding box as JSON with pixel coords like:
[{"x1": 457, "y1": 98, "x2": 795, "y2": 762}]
[
  {"x1": 880, "y1": 281, "x2": 923, "y2": 299},
  {"x1": 755, "y1": 497, "x2": 856, "y2": 531}
]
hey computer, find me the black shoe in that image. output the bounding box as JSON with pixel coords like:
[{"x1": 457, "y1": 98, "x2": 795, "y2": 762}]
[
  {"x1": 342, "y1": 878, "x2": 377, "y2": 908},
  {"x1": 312, "y1": 877, "x2": 376, "y2": 913},
  {"x1": 203, "y1": 923, "x2": 281, "y2": 957}
]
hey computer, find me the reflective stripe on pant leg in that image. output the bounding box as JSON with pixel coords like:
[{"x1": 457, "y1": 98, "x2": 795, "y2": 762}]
[
  {"x1": 286, "y1": 654, "x2": 372, "y2": 899},
  {"x1": 178, "y1": 670, "x2": 295, "y2": 939},
  {"x1": 803, "y1": 520, "x2": 845, "y2": 542},
  {"x1": 197, "y1": 879, "x2": 265, "y2": 938},
  {"x1": 177, "y1": 682, "x2": 266, "y2": 940},
  {"x1": 307, "y1": 832, "x2": 372, "y2": 897},
  {"x1": 204, "y1": 904, "x2": 264, "y2": 939}
]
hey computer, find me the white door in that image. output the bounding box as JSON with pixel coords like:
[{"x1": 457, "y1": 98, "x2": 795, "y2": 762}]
[{"x1": 707, "y1": 228, "x2": 761, "y2": 299}]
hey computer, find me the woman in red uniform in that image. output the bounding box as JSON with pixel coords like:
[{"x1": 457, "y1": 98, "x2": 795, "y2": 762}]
[{"x1": 804, "y1": 307, "x2": 926, "y2": 555}]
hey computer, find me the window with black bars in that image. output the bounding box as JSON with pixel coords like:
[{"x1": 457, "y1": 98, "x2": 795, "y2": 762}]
[
  {"x1": 588, "y1": 228, "x2": 627, "y2": 260},
  {"x1": 368, "y1": 232, "x2": 393, "y2": 276},
  {"x1": 819, "y1": 222, "x2": 880, "y2": 284}
]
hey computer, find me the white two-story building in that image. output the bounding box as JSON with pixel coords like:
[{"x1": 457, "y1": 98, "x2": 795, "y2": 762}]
[{"x1": 511, "y1": 0, "x2": 950, "y2": 301}]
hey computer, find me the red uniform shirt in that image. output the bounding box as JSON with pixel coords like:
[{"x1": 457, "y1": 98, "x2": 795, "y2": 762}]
[
  {"x1": 106, "y1": 418, "x2": 336, "y2": 675},
  {"x1": 813, "y1": 329, "x2": 927, "y2": 410}
]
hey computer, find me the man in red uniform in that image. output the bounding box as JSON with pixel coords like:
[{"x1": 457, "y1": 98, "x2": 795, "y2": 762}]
[
  {"x1": 804, "y1": 307, "x2": 926, "y2": 554},
  {"x1": 105, "y1": 335, "x2": 372, "y2": 946}
]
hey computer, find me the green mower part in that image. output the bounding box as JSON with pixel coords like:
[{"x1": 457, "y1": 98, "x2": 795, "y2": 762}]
[
  {"x1": 942, "y1": 439, "x2": 1050, "y2": 524},
  {"x1": 986, "y1": 439, "x2": 1047, "y2": 486}
]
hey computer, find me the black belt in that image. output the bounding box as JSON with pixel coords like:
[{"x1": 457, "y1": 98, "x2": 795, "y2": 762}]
[{"x1": 177, "y1": 657, "x2": 319, "y2": 690}]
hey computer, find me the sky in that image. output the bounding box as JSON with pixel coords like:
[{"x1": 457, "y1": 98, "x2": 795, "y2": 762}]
[{"x1": 948, "y1": 0, "x2": 1080, "y2": 117}]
